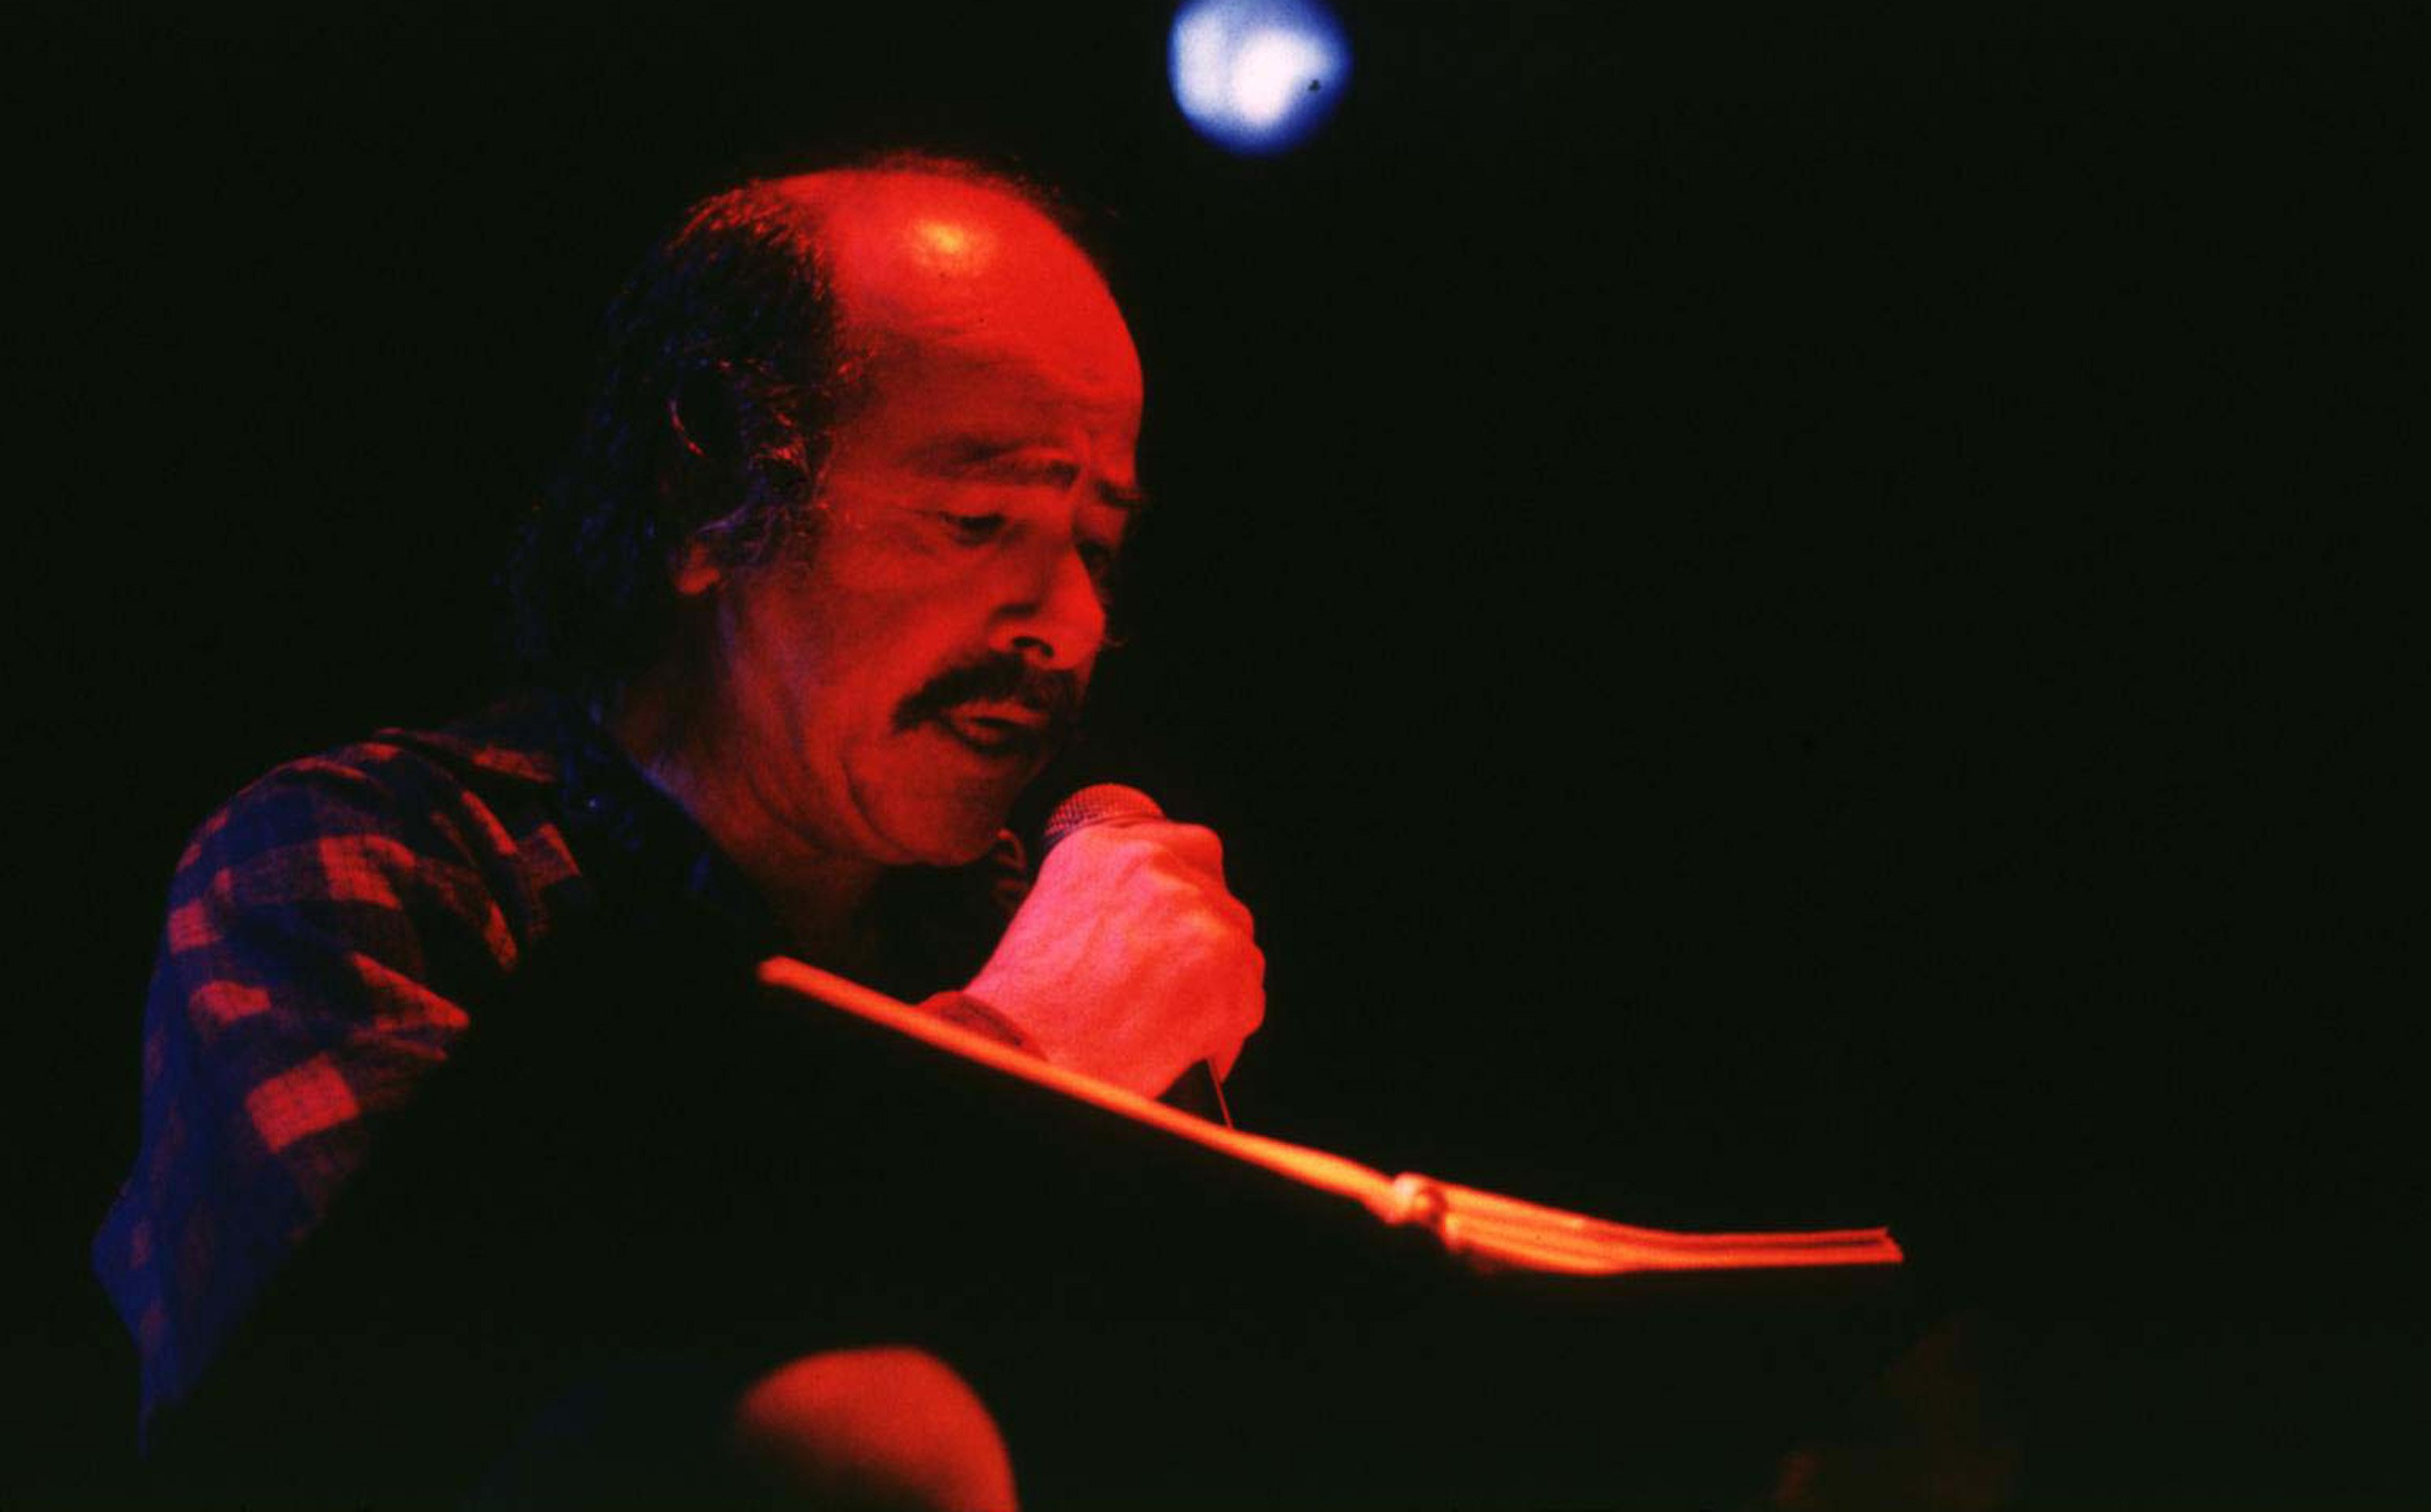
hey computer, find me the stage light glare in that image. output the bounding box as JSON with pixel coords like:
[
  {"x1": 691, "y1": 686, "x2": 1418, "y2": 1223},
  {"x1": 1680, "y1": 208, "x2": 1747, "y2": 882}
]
[
  {"x1": 1173, "y1": 11, "x2": 1233, "y2": 117},
  {"x1": 1169, "y1": 0, "x2": 1348, "y2": 155},
  {"x1": 1229, "y1": 30, "x2": 1325, "y2": 127}
]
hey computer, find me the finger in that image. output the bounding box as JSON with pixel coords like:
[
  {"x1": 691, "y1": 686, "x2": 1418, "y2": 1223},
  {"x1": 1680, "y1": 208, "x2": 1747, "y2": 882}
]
[
  {"x1": 1203, "y1": 889, "x2": 1255, "y2": 937},
  {"x1": 1211, "y1": 984, "x2": 1265, "y2": 1079},
  {"x1": 1209, "y1": 1021, "x2": 1252, "y2": 1081},
  {"x1": 1046, "y1": 823, "x2": 1223, "y2": 895},
  {"x1": 1138, "y1": 821, "x2": 1225, "y2": 885},
  {"x1": 1132, "y1": 842, "x2": 1251, "y2": 932}
]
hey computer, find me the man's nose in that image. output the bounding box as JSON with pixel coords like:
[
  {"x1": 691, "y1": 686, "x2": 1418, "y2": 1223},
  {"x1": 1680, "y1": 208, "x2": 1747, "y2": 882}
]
[{"x1": 992, "y1": 537, "x2": 1106, "y2": 671}]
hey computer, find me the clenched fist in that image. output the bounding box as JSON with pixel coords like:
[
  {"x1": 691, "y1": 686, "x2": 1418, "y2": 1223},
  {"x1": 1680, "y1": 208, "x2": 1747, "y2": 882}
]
[{"x1": 965, "y1": 814, "x2": 1264, "y2": 1099}]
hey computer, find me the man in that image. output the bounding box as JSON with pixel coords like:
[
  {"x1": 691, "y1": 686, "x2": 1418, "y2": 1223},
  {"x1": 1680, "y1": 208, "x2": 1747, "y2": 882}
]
[{"x1": 96, "y1": 154, "x2": 1265, "y2": 1509}]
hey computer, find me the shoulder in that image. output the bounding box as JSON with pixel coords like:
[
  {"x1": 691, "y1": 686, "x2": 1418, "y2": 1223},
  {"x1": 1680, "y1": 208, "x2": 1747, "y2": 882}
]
[
  {"x1": 186, "y1": 699, "x2": 562, "y2": 859},
  {"x1": 171, "y1": 698, "x2": 584, "y2": 951}
]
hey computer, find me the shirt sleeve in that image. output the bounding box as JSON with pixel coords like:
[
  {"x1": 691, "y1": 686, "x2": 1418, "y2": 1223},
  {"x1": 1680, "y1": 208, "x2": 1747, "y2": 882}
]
[
  {"x1": 916, "y1": 989, "x2": 1040, "y2": 1053},
  {"x1": 92, "y1": 749, "x2": 525, "y2": 1429}
]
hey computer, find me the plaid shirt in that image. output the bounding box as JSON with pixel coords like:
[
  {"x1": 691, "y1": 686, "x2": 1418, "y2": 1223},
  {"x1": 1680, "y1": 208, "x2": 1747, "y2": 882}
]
[{"x1": 94, "y1": 694, "x2": 1032, "y2": 1432}]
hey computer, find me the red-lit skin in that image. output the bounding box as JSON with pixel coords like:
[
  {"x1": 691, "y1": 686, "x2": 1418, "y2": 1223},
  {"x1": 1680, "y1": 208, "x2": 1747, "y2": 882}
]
[
  {"x1": 729, "y1": 1347, "x2": 1018, "y2": 1512},
  {"x1": 613, "y1": 171, "x2": 1262, "y2": 1096}
]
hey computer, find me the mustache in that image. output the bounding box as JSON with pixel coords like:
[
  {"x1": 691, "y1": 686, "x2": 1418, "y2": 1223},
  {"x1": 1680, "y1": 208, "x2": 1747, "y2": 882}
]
[{"x1": 893, "y1": 653, "x2": 1085, "y2": 740}]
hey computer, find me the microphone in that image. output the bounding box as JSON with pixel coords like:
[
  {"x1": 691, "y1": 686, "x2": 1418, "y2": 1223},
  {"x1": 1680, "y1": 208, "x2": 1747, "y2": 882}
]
[
  {"x1": 1040, "y1": 782, "x2": 1166, "y2": 850},
  {"x1": 1039, "y1": 784, "x2": 1236, "y2": 1127}
]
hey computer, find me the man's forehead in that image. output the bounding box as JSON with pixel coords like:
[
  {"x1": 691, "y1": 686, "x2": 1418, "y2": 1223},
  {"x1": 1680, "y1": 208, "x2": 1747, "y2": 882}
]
[{"x1": 847, "y1": 334, "x2": 1144, "y2": 439}]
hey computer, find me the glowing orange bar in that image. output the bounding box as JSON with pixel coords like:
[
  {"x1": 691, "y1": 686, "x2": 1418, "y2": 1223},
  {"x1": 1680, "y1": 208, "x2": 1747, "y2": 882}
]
[{"x1": 757, "y1": 956, "x2": 1903, "y2": 1278}]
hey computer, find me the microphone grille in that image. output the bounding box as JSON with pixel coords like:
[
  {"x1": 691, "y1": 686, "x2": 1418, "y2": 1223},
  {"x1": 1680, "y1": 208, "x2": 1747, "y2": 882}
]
[{"x1": 1041, "y1": 784, "x2": 1164, "y2": 852}]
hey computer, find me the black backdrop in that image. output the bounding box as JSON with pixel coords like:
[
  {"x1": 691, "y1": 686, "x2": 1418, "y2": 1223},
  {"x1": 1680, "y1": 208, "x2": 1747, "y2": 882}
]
[{"x1": 15, "y1": 3, "x2": 2418, "y2": 1505}]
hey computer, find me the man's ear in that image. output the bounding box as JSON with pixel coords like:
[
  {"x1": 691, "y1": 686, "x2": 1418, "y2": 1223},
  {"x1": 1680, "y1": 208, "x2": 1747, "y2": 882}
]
[{"x1": 671, "y1": 539, "x2": 724, "y2": 597}]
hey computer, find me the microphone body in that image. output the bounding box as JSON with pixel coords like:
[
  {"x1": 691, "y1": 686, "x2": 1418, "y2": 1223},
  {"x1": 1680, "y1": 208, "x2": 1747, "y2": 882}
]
[{"x1": 1038, "y1": 784, "x2": 1236, "y2": 1126}]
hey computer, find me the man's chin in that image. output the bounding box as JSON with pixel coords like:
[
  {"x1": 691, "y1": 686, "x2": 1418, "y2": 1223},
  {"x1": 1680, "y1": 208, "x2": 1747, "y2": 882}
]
[{"x1": 871, "y1": 732, "x2": 1041, "y2": 864}]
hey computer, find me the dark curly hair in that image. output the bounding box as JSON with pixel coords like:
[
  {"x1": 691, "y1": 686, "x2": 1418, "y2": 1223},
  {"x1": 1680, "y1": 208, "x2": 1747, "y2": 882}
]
[{"x1": 506, "y1": 152, "x2": 1090, "y2": 695}]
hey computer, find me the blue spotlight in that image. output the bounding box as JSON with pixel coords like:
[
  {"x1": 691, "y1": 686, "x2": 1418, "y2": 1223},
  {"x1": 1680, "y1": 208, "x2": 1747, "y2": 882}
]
[{"x1": 1169, "y1": 0, "x2": 1350, "y2": 156}]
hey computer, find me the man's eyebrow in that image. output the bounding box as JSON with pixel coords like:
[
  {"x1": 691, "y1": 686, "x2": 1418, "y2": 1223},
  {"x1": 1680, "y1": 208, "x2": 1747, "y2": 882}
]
[{"x1": 911, "y1": 435, "x2": 1151, "y2": 510}]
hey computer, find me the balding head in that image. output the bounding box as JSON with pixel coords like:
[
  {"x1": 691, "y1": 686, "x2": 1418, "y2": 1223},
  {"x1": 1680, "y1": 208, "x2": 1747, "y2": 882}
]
[{"x1": 801, "y1": 169, "x2": 1142, "y2": 414}]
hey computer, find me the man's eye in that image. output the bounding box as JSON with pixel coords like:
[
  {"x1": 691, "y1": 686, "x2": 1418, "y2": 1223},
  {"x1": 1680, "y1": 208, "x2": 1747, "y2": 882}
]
[{"x1": 941, "y1": 512, "x2": 1007, "y2": 543}]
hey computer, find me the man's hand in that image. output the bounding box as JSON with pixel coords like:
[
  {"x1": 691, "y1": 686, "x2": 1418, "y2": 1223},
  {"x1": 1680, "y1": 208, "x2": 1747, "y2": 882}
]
[{"x1": 965, "y1": 818, "x2": 1264, "y2": 1099}]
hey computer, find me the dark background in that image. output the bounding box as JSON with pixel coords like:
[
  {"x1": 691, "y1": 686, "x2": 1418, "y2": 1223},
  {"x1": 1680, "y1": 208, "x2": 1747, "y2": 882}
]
[{"x1": 15, "y1": 2, "x2": 2417, "y2": 1505}]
